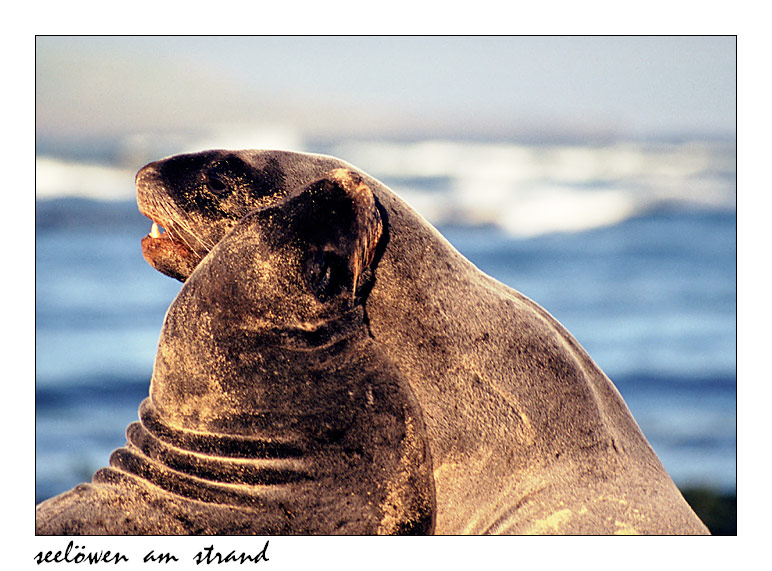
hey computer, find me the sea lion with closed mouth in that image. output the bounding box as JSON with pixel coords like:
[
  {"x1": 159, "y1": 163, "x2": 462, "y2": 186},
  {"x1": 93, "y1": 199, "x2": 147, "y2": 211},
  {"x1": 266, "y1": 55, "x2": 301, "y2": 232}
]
[{"x1": 35, "y1": 170, "x2": 435, "y2": 535}]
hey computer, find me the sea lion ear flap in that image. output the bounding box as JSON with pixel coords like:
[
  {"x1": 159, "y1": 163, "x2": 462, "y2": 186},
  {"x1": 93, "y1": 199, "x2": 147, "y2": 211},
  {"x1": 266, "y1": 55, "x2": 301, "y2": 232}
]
[{"x1": 294, "y1": 169, "x2": 383, "y2": 301}]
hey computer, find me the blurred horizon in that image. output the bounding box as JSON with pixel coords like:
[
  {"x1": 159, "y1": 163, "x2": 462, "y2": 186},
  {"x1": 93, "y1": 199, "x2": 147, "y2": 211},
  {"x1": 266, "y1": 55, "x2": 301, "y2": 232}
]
[
  {"x1": 35, "y1": 36, "x2": 737, "y2": 240},
  {"x1": 36, "y1": 37, "x2": 735, "y2": 160}
]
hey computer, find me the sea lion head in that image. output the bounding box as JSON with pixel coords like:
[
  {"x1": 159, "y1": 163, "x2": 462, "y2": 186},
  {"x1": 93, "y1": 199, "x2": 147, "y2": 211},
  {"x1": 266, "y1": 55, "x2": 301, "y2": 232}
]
[{"x1": 136, "y1": 149, "x2": 349, "y2": 282}]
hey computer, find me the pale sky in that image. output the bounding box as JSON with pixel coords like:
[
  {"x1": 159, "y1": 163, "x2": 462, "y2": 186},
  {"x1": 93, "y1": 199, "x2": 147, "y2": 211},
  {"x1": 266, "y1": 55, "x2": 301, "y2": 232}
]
[{"x1": 36, "y1": 36, "x2": 736, "y2": 144}]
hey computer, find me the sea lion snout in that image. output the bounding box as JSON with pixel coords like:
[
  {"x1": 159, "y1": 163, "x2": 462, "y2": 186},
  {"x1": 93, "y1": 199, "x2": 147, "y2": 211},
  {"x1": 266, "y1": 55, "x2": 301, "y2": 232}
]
[{"x1": 134, "y1": 152, "x2": 376, "y2": 286}]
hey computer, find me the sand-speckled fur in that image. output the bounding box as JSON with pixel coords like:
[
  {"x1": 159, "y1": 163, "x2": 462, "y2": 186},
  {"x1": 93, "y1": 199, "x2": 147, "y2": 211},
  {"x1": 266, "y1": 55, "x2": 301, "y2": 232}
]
[{"x1": 37, "y1": 150, "x2": 709, "y2": 535}]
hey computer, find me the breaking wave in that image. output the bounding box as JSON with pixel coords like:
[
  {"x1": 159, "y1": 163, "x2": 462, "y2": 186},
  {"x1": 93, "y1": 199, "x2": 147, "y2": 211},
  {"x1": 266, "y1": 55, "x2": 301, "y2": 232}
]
[
  {"x1": 36, "y1": 137, "x2": 736, "y2": 237},
  {"x1": 332, "y1": 139, "x2": 736, "y2": 237}
]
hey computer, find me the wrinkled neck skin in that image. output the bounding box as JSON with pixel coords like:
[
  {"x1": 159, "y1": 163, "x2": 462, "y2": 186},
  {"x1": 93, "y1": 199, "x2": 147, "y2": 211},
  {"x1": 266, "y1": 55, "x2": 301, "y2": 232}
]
[
  {"x1": 103, "y1": 285, "x2": 435, "y2": 534},
  {"x1": 152, "y1": 299, "x2": 371, "y2": 437}
]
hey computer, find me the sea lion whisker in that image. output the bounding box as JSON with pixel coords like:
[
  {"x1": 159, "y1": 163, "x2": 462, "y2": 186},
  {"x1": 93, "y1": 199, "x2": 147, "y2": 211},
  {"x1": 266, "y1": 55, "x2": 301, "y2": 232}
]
[
  {"x1": 161, "y1": 212, "x2": 209, "y2": 254},
  {"x1": 173, "y1": 216, "x2": 219, "y2": 253}
]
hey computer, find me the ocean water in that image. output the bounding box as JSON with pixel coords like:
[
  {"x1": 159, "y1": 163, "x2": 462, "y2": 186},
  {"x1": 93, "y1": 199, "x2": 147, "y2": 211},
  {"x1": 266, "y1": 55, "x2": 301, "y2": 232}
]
[{"x1": 34, "y1": 138, "x2": 736, "y2": 503}]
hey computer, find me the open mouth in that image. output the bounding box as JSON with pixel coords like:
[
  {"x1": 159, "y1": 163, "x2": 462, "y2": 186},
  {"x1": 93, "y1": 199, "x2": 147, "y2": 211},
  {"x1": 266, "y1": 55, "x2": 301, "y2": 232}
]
[
  {"x1": 144, "y1": 219, "x2": 182, "y2": 246},
  {"x1": 140, "y1": 215, "x2": 202, "y2": 282},
  {"x1": 142, "y1": 215, "x2": 181, "y2": 246},
  {"x1": 139, "y1": 208, "x2": 184, "y2": 246}
]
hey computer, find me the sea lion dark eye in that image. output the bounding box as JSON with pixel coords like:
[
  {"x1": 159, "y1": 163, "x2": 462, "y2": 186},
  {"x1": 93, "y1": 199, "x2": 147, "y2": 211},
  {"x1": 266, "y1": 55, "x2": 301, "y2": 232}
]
[
  {"x1": 306, "y1": 251, "x2": 348, "y2": 301},
  {"x1": 205, "y1": 174, "x2": 228, "y2": 194}
]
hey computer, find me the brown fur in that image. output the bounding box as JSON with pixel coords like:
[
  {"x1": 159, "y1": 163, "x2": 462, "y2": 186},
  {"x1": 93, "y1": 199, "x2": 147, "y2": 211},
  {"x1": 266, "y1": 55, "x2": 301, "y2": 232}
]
[{"x1": 38, "y1": 150, "x2": 709, "y2": 535}]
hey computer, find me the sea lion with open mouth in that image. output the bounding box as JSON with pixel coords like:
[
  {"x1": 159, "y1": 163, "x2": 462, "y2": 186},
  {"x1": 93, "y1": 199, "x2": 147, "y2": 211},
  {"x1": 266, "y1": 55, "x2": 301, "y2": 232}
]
[
  {"x1": 134, "y1": 150, "x2": 709, "y2": 534},
  {"x1": 35, "y1": 169, "x2": 435, "y2": 535},
  {"x1": 38, "y1": 149, "x2": 708, "y2": 534}
]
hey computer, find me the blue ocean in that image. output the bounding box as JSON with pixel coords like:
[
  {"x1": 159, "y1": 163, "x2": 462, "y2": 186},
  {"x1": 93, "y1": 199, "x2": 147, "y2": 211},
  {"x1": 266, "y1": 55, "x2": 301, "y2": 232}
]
[{"x1": 35, "y1": 138, "x2": 736, "y2": 504}]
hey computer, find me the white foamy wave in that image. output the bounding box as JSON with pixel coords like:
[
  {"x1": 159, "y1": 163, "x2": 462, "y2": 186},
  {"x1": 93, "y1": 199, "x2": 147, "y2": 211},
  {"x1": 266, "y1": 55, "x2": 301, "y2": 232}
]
[
  {"x1": 333, "y1": 139, "x2": 736, "y2": 236},
  {"x1": 36, "y1": 124, "x2": 308, "y2": 202},
  {"x1": 455, "y1": 185, "x2": 639, "y2": 236},
  {"x1": 36, "y1": 137, "x2": 735, "y2": 237},
  {"x1": 35, "y1": 157, "x2": 137, "y2": 201}
]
